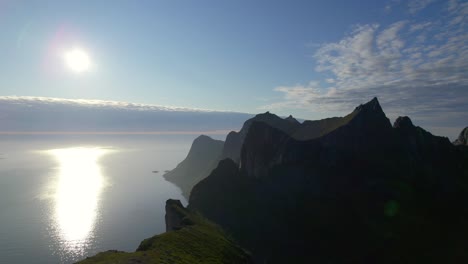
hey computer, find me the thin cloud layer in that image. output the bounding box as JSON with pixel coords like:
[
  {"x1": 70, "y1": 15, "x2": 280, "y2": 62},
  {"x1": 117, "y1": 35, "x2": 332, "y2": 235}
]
[
  {"x1": 0, "y1": 96, "x2": 225, "y2": 113},
  {"x1": 269, "y1": 0, "x2": 467, "y2": 138},
  {"x1": 0, "y1": 96, "x2": 252, "y2": 133}
]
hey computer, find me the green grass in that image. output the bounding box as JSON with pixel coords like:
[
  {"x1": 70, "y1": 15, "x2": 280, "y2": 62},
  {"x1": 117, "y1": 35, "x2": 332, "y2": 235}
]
[{"x1": 77, "y1": 206, "x2": 251, "y2": 264}]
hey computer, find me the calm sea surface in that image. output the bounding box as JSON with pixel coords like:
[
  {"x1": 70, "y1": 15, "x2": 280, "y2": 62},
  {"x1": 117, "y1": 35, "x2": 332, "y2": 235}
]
[{"x1": 0, "y1": 134, "x2": 209, "y2": 263}]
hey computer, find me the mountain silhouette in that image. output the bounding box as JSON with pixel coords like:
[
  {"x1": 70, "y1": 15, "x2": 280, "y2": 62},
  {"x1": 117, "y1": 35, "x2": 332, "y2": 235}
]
[
  {"x1": 188, "y1": 98, "x2": 468, "y2": 263},
  {"x1": 163, "y1": 135, "x2": 224, "y2": 198}
]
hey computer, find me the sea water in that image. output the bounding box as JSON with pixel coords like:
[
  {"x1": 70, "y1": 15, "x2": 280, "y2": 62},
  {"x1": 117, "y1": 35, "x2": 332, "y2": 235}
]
[{"x1": 0, "y1": 134, "x2": 209, "y2": 263}]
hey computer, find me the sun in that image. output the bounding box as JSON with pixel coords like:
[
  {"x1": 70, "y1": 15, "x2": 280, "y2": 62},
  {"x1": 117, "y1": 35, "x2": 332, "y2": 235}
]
[{"x1": 64, "y1": 48, "x2": 91, "y2": 73}]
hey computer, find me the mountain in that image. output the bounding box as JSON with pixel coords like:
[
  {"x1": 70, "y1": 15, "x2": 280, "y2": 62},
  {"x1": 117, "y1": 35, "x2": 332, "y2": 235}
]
[
  {"x1": 188, "y1": 98, "x2": 468, "y2": 263},
  {"x1": 220, "y1": 111, "x2": 301, "y2": 163},
  {"x1": 166, "y1": 97, "x2": 404, "y2": 200},
  {"x1": 166, "y1": 99, "x2": 387, "y2": 198},
  {"x1": 164, "y1": 113, "x2": 305, "y2": 197},
  {"x1": 163, "y1": 135, "x2": 224, "y2": 198},
  {"x1": 454, "y1": 127, "x2": 468, "y2": 146},
  {"x1": 77, "y1": 200, "x2": 252, "y2": 264}
]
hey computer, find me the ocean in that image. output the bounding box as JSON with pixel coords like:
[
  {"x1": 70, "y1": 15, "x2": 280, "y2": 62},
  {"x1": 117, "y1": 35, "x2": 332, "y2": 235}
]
[{"x1": 0, "y1": 134, "x2": 210, "y2": 263}]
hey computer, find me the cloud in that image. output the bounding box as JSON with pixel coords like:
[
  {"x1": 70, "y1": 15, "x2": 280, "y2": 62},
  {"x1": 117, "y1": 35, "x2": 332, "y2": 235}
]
[
  {"x1": 385, "y1": 0, "x2": 436, "y2": 14},
  {"x1": 268, "y1": 0, "x2": 468, "y2": 139},
  {"x1": 409, "y1": 21, "x2": 432, "y2": 32},
  {"x1": 0, "y1": 96, "x2": 252, "y2": 133},
  {"x1": 0, "y1": 96, "x2": 224, "y2": 113},
  {"x1": 408, "y1": 0, "x2": 436, "y2": 14}
]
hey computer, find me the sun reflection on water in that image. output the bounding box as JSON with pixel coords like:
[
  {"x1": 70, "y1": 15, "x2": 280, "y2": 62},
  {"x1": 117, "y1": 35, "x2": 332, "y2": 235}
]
[{"x1": 46, "y1": 147, "x2": 110, "y2": 256}]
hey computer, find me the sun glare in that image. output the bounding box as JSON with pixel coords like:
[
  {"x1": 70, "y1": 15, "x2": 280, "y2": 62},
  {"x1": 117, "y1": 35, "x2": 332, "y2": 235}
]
[
  {"x1": 46, "y1": 147, "x2": 110, "y2": 253},
  {"x1": 64, "y1": 48, "x2": 91, "y2": 73}
]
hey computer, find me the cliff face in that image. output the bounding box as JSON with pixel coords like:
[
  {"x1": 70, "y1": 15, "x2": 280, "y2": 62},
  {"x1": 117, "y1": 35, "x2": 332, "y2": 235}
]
[
  {"x1": 189, "y1": 98, "x2": 468, "y2": 264},
  {"x1": 78, "y1": 199, "x2": 252, "y2": 264},
  {"x1": 165, "y1": 113, "x2": 308, "y2": 197},
  {"x1": 166, "y1": 108, "x2": 360, "y2": 197},
  {"x1": 163, "y1": 135, "x2": 224, "y2": 198},
  {"x1": 454, "y1": 127, "x2": 468, "y2": 146},
  {"x1": 220, "y1": 112, "x2": 301, "y2": 163}
]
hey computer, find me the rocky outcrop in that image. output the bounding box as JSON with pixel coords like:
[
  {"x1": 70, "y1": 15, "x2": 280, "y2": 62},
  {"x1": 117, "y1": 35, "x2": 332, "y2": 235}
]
[
  {"x1": 189, "y1": 97, "x2": 468, "y2": 264},
  {"x1": 165, "y1": 199, "x2": 189, "y2": 232},
  {"x1": 163, "y1": 135, "x2": 224, "y2": 198},
  {"x1": 454, "y1": 127, "x2": 468, "y2": 146}
]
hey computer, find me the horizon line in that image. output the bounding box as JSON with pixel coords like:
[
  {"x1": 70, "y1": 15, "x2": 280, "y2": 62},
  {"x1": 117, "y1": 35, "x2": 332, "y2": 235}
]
[{"x1": 0, "y1": 130, "x2": 236, "y2": 135}]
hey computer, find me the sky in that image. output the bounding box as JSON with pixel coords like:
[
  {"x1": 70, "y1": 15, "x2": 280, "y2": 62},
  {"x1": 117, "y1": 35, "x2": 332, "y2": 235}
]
[{"x1": 0, "y1": 0, "x2": 466, "y2": 138}]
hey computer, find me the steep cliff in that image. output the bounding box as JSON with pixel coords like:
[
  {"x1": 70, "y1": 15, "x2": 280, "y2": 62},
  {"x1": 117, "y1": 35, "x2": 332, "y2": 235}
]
[
  {"x1": 165, "y1": 113, "x2": 306, "y2": 197},
  {"x1": 220, "y1": 112, "x2": 301, "y2": 163},
  {"x1": 163, "y1": 135, "x2": 224, "y2": 198},
  {"x1": 189, "y1": 98, "x2": 468, "y2": 264}
]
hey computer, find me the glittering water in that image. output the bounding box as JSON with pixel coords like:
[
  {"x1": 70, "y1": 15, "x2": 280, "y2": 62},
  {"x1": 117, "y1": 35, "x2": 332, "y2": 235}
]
[
  {"x1": 45, "y1": 147, "x2": 109, "y2": 260},
  {"x1": 0, "y1": 135, "x2": 200, "y2": 263}
]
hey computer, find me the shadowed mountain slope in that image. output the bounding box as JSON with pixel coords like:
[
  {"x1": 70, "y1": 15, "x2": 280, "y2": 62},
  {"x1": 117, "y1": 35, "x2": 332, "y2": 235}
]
[
  {"x1": 454, "y1": 127, "x2": 468, "y2": 146},
  {"x1": 189, "y1": 98, "x2": 468, "y2": 264},
  {"x1": 165, "y1": 104, "x2": 363, "y2": 198}
]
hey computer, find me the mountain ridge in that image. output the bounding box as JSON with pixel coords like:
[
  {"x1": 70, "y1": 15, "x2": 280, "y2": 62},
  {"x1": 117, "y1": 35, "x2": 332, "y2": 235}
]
[{"x1": 188, "y1": 97, "x2": 468, "y2": 263}]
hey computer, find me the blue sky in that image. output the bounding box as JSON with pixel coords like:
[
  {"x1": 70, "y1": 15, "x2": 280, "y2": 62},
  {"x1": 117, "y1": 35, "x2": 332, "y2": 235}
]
[{"x1": 0, "y1": 0, "x2": 466, "y2": 137}]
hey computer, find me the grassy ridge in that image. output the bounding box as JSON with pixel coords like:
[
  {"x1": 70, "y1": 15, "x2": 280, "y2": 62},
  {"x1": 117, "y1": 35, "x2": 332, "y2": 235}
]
[{"x1": 77, "y1": 203, "x2": 251, "y2": 264}]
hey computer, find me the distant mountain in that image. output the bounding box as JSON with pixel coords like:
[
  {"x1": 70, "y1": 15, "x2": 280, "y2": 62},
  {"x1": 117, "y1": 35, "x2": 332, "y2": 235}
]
[
  {"x1": 0, "y1": 96, "x2": 252, "y2": 133},
  {"x1": 165, "y1": 98, "x2": 405, "y2": 199},
  {"x1": 78, "y1": 199, "x2": 252, "y2": 264},
  {"x1": 188, "y1": 98, "x2": 468, "y2": 263},
  {"x1": 454, "y1": 127, "x2": 468, "y2": 146},
  {"x1": 165, "y1": 112, "x2": 307, "y2": 198},
  {"x1": 163, "y1": 135, "x2": 224, "y2": 198}
]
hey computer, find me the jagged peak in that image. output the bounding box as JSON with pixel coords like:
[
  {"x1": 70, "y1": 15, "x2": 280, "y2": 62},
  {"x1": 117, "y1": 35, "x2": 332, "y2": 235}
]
[
  {"x1": 342, "y1": 97, "x2": 392, "y2": 131},
  {"x1": 393, "y1": 116, "x2": 414, "y2": 129},
  {"x1": 285, "y1": 115, "x2": 300, "y2": 124},
  {"x1": 354, "y1": 97, "x2": 383, "y2": 113}
]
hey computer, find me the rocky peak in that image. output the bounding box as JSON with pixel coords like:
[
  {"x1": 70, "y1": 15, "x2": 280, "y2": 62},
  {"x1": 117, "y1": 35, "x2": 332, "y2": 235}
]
[
  {"x1": 347, "y1": 97, "x2": 392, "y2": 130},
  {"x1": 285, "y1": 115, "x2": 300, "y2": 124},
  {"x1": 393, "y1": 116, "x2": 414, "y2": 129},
  {"x1": 353, "y1": 97, "x2": 384, "y2": 114},
  {"x1": 454, "y1": 127, "x2": 468, "y2": 146}
]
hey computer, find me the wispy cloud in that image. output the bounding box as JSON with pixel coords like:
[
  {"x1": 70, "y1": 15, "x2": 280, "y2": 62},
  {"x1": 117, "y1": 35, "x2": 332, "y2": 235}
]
[
  {"x1": 385, "y1": 0, "x2": 437, "y2": 14},
  {"x1": 408, "y1": 0, "x2": 436, "y2": 14},
  {"x1": 267, "y1": 0, "x2": 468, "y2": 136}
]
